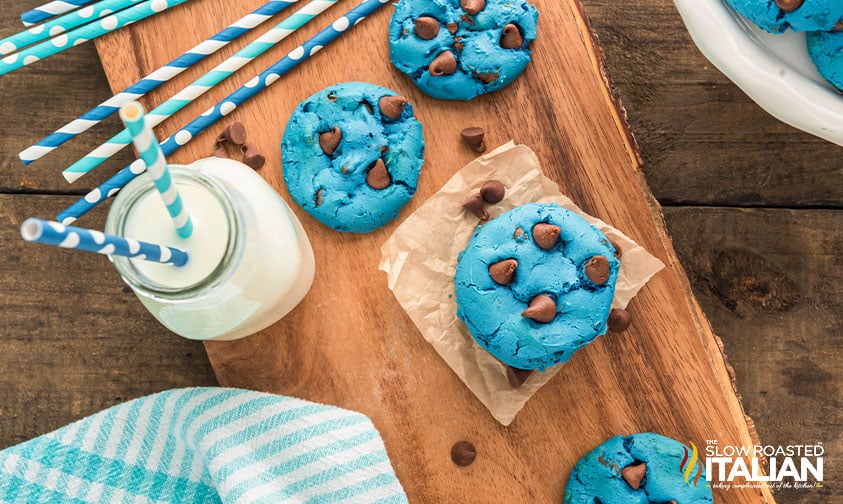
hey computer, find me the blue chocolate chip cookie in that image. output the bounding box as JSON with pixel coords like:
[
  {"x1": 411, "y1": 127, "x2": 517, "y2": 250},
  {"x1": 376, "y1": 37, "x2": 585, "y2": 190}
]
[
  {"x1": 454, "y1": 203, "x2": 619, "y2": 371},
  {"x1": 388, "y1": 0, "x2": 539, "y2": 101},
  {"x1": 564, "y1": 433, "x2": 713, "y2": 504},
  {"x1": 281, "y1": 82, "x2": 425, "y2": 233},
  {"x1": 724, "y1": 0, "x2": 843, "y2": 33},
  {"x1": 807, "y1": 29, "x2": 843, "y2": 90}
]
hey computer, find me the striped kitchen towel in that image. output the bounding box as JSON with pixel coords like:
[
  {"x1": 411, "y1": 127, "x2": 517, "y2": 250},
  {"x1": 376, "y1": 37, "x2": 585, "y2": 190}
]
[{"x1": 0, "y1": 388, "x2": 408, "y2": 503}]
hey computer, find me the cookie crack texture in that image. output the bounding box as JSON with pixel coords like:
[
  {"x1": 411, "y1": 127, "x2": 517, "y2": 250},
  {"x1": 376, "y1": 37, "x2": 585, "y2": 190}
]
[{"x1": 281, "y1": 82, "x2": 424, "y2": 233}]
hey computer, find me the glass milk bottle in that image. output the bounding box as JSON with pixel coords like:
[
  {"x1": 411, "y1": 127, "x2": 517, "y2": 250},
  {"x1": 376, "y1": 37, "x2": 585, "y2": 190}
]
[{"x1": 105, "y1": 157, "x2": 315, "y2": 341}]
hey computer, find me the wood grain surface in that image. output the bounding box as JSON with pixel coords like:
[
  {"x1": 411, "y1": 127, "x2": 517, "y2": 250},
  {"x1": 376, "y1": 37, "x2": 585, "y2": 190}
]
[
  {"x1": 91, "y1": 0, "x2": 774, "y2": 502},
  {"x1": 0, "y1": 0, "x2": 839, "y2": 503}
]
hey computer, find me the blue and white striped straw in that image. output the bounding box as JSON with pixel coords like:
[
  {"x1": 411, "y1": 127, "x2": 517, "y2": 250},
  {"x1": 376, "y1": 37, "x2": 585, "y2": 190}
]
[
  {"x1": 19, "y1": 0, "x2": 295, "y2": 165},
  {"x1": 60, "y1": 0, "x2": 336, "y2": 183},
  {"x1": 0, "y1": 0, "x2": 189, "y2": 75},
  {"x1": 120, "y1": 101, "x2": 193, "y2": 238},
  {"x1": 20, "y1": 0, "x2": 96, "y2": 27},
  {"x1": 21, "y1": 218, "x2": 188, "y2": 266},
  {"x1": 1, "y1": 0, "x2": 144, "y2": 57},
  {"x1": 57, "y1": 0, "x2": 390, "y2": 225}
]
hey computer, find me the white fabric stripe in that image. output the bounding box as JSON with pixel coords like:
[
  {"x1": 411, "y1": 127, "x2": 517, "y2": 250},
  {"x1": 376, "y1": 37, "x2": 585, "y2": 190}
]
[
  {"x1": 57, "y1": 118, "x2": 98, "y2": 134},
  {"x1": 123, "y1": 394, "x2": 156, "y2": 466},
  {"x1": 190, "y1": 39, "x2": 227, "y2": 55},
  {"x1": 171, "y1": 389, "x2": 224, "y2": 440},
  {"x1": 331, "y1": 480, "x2": 405, "y2": 504},
  {"x1": 79, "y1": 410, "x2": 108, "y2": 453},
  {"x1": 209, "y1": 408, "x2": 352, "y2": 471},
  {"x1": 219, "y1": 420, "x2": 372, "y2": 498},
  {"x1": 58, "y1": 419, "x2": 83, "y2": 446},
  {"x1": 294, "y1": 461, "x2": 396, "y2": 504},
  {"x1": 299, "y1": 0, "x2": 334, "y2": 15},
  {"x1": 144, "y1": 390, "x2": 190, "y2": 471},
  {"x1": 214, "y1": 56, "x2": 252, "y2": 72},
  {"x1": 199, "y1": 399, "x2": 307, "y2": 450},
  {"x1": 184, "y1": 391, "x2": 254, "y2": 443},
  {"x1": 237, "y1": 439, "x2": 387, "y2": 503},
  {"x1": 65, "y1": 475, "x2": 80, "y2": 499},
  {"x1": 103, "y1": 93, "x2": 143, "y2": 107},
  {"x1": 85, "y1": 481, "x2": 104, "y2": 502},
  {"x1": 102, "y1": 403, "x2": 133, "y2": 459},
  {"x1": 165, "y1": 439, "x2": 187, "y2": 479}
]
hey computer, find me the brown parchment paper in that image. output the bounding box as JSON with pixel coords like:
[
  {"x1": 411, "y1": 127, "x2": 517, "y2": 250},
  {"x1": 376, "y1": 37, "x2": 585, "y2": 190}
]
[{"x1": 378, "y1": 142, "x2": 665, "y2": 425}]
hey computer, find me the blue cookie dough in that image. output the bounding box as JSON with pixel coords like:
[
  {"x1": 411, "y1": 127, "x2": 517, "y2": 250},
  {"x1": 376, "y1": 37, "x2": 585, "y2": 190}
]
[
  {"x1": 807, "y1": 29, "x2": 843, "y2": 90},
  {"x1": 564, "y1": 433, "x2": 714, "y2": 504},
  {"x1": 724, "y1": 0, "x2": 843, "y2": 33},
  {"x1": 389, "y1": 0, "x2": 539, "y2": 100},
  {"x1": 281, "y1": 82, "x2": 424, "y2": 233},
  {"x1": 454, "y1": 203, "x2": 619, "y2": 371}
]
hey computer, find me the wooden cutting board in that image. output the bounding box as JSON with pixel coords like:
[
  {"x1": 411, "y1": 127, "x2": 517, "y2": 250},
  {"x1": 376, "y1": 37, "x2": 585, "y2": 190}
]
[{"x1": 95, "y1": 0, "x2": 775, "y2": 502}]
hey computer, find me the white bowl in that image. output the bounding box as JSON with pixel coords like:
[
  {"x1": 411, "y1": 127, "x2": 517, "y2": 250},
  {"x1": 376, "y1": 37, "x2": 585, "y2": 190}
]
[{"x1": 674, "y1": 0, "x2": 843, "y2": 146}]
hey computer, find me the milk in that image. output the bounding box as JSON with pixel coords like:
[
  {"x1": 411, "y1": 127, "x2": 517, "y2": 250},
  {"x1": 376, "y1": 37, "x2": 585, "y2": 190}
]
[{"x1": 105, "y1": 157, "x2": 315, "y2": 341}]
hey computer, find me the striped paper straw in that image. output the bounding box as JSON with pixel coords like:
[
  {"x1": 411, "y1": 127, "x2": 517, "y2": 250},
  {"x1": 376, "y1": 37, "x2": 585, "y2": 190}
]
[
  {"x1": 19, "y1": 0, "x2": 295, "y2": 165},
  {"x1": 21, "y1": 218, "x2": 188, "y2": 266},
  {"x1": 1, "y1": 0, "x2": 144, "y2": 57},
  {"x1": 61, "y1": 0, "x2": 336, "y2": 183},
  {"x1": 120, "y1": 101, "x2": 193, "y2": 238},
  {"x1": 57, "y1": 0, "x2": 390, "y2": 224},
  {"x1": 20, "y1": 0, "x2": 96, "y2": 27},
  {"x1": 0, "y1": 0, "x2": 189, "y2": 75}
]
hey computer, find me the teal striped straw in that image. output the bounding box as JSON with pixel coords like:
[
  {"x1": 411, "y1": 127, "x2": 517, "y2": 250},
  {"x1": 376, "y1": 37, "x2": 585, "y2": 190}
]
[{"x1": 119, "y1": 101, "x2": 193, "y2": 238}]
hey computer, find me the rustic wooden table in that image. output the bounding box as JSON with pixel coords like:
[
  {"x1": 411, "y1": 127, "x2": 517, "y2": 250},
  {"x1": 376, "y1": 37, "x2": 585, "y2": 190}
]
[{"x1": 0, "y1": 1, "x2": 839, "y2": 503}]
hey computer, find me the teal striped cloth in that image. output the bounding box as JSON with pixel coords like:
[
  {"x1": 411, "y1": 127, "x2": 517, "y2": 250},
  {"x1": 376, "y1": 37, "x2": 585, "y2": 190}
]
[{"x1": 0, "y1": 388, "x2": 408, "y2": 503}]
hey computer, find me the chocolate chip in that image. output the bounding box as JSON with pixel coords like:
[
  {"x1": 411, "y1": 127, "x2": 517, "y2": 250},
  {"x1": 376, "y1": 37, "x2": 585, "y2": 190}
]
[
  {"x1": 454, "y1": 40, "x2": 465, "y2": 53},
  {"x1": 319, "y1": 126, "x2": 342, "y2": 156},
  {"x1": 447, "y1": 22, "x2": 458, "y2": 34},
  {"x1": 609, "y1": 238, "x2": 623, "y2": 258},
  {"x1": 585, "y1": 255, "x2": 610, "y2": 284},
  {"x1": 460, "y1": 127, "x2": 486, "y2": 153},
  {"x1": 513, "y1": 227, "x2": 524, "y2": 239},
  {"x1": 459, "y1": 0, "x2": 485, "y2": 15},
  {"x1": 775, "y1": 0, "x2": 803, "y2": 12},
  {"x1": 327, "y1": 92, "x2": 338, "y2": 102},
  {"x1": 212, "y1": 143, "x2": 229, "y2": 159},
  {"x1": 430, "y1": 51, "x2": 457, "y2": 76},
  {"x1": 462, "y1": 193, "x2": 489, "y2": 220},
  {"x1": 532, "y1": 223, "x2": 561, "y2": 250},
  {"x1": 414, "y1": 16, "x2": 440, "y2": 40},
  {"x1": 379, "y1": 95, "x2": 408, "y2": 120},
  {"x1": 361, "y1": 101, "x2": 374, "y2": 114},
  {"x1": 315, "y1": 189, "x2": 323, "y2": 206},
  {"x1": 488, "y1": 258, "x2": 518, "y2": 285},
  {"x1": 521, "y1": 295, "x2": 556, "y2": 323},
  {"x1": 451, "y1": 441, "x2": 477, "y2": 466},
  {"x1": 622, "y1": 462, "x2": 646, "y2": 490},
  {"x1": 366, "y1": 159, "x2": 391, "y2": 189},
  {"x1": 474, "y1": 72, "x2": 499, "y2": 84},
  {"x1": 607, "y1": 308, "x2": 632, "y2": 332},
  {"x1": 241, "y1": 144, "x2": 265, "y2": 170},
  {"x1": 220, "y1": 121, "x2": 247, "y2": 145},
  {"x1": 500, "y1": 24, "x2": 523, "y2": 49},
  {"x1": 506, "y1": 366, "x2": 532, "y2": 388},
  {"x1": 480, "y1": 180, "x2": 505, "y2": 203},
  {"x1": 835, "y1": 21, "x2": 843, "y2": 31}
]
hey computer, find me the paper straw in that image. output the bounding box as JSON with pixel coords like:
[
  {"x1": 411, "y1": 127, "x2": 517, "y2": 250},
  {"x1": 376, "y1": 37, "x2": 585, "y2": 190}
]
[
  {"x1": 0, "y1": 0, "x2": 189, "y2": 75},
  {"x1": 19, "y1": 0, "x2": 295, "y2": 166},
  {"x1": 21, "y1": 218, "x2": 188, "y2": 267},
  {"x1": 20, "y1": 0, "x2": 96, "y2": 27},
  {"x1": 119, "y1": 101, "x2": 193, "y2": 238},
  {"x1": 57, "y1": 0, "x2": 389, "y2": 225},
  {"x1": 60, "y1": 0, "x2": 336, "y2": 183},
  {"x1": 1, "y1": 0, "x2": 144, "y2": 57}
]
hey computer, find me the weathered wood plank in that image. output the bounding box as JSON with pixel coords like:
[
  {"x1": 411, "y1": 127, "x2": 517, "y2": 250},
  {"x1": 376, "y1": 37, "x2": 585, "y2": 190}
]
[
  {"x1": 664, "y1": 206, "x2": 842, "y2": 504},
  {"x1": 0, "y1": 194, "x2": 216, "y2": 449},
  {"x1": 581, "y1": 0, "x2": 843, "y2": 208}
]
